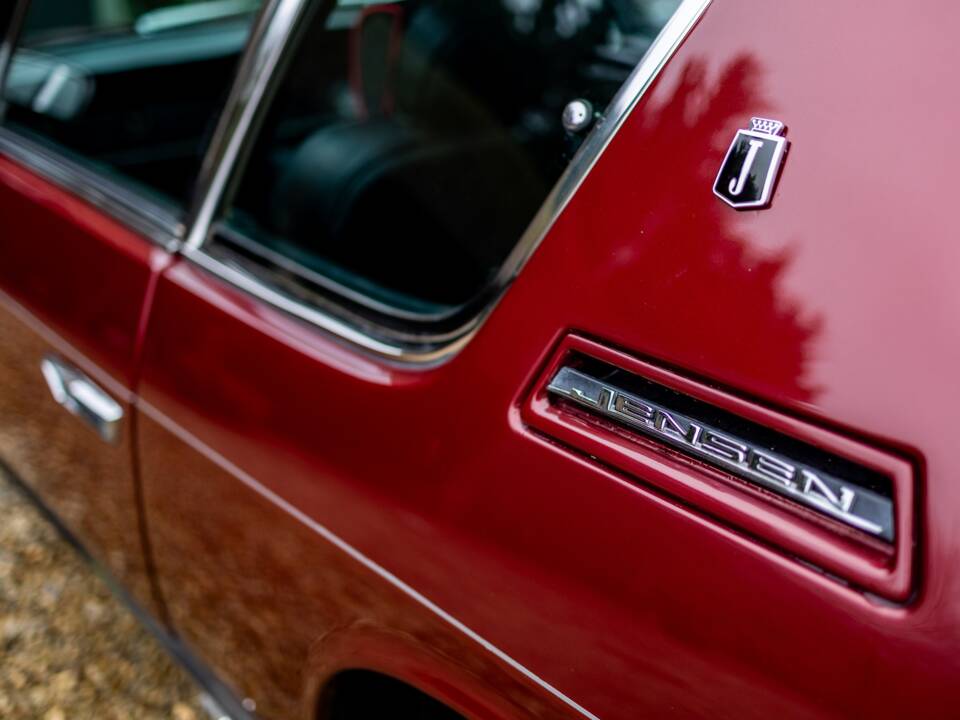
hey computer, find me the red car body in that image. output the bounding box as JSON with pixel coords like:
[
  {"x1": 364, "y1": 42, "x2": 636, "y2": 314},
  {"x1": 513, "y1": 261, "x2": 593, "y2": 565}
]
[{"x1": 1, "y1": 1, "x2": 958, "y2": 718}]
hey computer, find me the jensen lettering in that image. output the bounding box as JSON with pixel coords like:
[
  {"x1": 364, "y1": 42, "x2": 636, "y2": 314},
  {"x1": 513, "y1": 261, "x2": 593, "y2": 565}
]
[{"x1": 547, "y1": 366, "x2": 892, "y2": 539}]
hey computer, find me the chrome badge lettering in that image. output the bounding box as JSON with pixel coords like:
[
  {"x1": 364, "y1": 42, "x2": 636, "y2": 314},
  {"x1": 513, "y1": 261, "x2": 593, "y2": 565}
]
[{"x1": 547, "y1": 367, "x2": 893, "y2": 540}]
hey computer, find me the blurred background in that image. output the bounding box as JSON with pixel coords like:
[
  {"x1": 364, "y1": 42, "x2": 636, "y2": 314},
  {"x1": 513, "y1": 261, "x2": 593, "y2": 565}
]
[
  {"x1": 21, "y1": 0, "x2": 255, "y2": 35},
  {"x1": 0, "y1": 472, "x2": 212, "y2": 719}
]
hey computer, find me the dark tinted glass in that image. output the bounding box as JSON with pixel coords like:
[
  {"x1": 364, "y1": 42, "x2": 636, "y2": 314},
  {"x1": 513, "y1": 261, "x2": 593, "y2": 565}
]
[
  {"x1": 223, "y1": 0, "x2": 682, "y2": 316},
  {"x1": 0, "y1": 5, "x2": 14, "y2": 41},
  {"x1": 2, "y1": 0, "x2": 262, "y2": 206}
]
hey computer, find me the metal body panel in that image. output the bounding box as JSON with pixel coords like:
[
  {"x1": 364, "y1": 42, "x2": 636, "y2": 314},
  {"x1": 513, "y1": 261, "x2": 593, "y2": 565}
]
[
  {"x1": 0, "y1": 156, "x2": 163, "y2": 615},
  {"x1": 135, "y1": 1, "x2": 960, "y2": 717},
  {"x1": 1, "y1": 0, "x2": 959, "y2": 719}
]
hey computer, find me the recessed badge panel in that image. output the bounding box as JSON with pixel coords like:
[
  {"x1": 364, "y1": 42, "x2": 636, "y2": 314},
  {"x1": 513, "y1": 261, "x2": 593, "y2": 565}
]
[{"x1": 520, "y1": 335, "x2": 916, "y2": 600}]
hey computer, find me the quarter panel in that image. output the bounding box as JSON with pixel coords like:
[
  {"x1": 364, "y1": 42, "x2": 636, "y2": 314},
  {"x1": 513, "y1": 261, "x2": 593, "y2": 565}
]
[{"x1": 138, "y1": 257, "x2": 937, "y2": 720}]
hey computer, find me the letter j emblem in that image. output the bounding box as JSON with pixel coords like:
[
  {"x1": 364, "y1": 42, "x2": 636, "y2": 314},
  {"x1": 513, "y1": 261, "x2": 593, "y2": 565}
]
[{"x1": 714, "y1": 117, "x2": 788, "y2": 209}]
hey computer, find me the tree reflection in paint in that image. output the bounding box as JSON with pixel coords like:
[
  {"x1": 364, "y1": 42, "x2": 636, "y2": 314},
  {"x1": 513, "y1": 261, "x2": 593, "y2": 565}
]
[{"x1": 584, "y1": 54, "x2": 822, "y2": 402}]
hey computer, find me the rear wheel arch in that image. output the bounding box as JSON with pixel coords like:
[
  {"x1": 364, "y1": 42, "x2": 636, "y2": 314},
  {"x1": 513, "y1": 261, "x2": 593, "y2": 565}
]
[
  {"x1": 316, "y1": 670, "x2": 463, "y2": 720},
  {"x1": 305, "y1": 622, "x2": 541, "y2": 720}
]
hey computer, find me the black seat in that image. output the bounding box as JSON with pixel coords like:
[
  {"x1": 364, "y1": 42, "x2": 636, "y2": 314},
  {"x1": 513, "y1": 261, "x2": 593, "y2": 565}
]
[{"x1": 267, "y1": 1, "x2": 550, "y2": 308}]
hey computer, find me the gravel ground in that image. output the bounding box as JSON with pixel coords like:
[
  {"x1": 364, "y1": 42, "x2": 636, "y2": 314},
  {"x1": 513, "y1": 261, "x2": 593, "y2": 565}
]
[{"x1": 0, "y1": 471, "x2": 210, "y2": 720}]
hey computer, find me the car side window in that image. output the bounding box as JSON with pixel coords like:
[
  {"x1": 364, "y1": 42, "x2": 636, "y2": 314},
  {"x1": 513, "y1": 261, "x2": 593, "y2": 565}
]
[
  {"x1": 1, "y1": 5, "x2": 14, "y2": 40},
  {"x1": 212, "y1": 0, "x2": 683, "y2": 320},
  {"x1": 1, "y1": 0, "x2": 263, "y2": 207}
]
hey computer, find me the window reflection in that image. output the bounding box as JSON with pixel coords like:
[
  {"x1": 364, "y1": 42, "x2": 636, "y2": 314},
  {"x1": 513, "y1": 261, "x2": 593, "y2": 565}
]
[
  {"x1": 3, "y1": 0, "x2": 263, "y2": 205},
  {"x1": 218, "y1": 0, "x2": 683, "y2": 316}
]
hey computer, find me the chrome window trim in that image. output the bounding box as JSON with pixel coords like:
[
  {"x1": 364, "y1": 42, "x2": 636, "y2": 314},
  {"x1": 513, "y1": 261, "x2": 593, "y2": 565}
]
[
  {"x1": 185, "y1": 0, "x2": 713, "y2": 363},
  {"x1": 0, "y1": 0, "x2": 186, "y2": 249},
  {"x1": 183, "y1": 0, "x2": 308, "y2": 253},
  {"x1": 0, "y1": 0, "x2": 713, "y2": 362},
  {"x1": 0, "y1": 0, "x2": 275, "y2": 248},
  {"x1": 0, "y1": 127, "x2": 183, "y2": 249},
  {"x1": 488, "y1": 0, "x2": 712, "y2": 294},
  {"x1": 0, "y1": 1, "x2": 29, "y2": 121}
]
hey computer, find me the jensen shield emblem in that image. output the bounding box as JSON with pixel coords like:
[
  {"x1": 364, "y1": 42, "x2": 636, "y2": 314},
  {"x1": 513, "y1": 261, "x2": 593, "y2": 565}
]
[{"x1": 714, "y1": 117, "x2": 788, "y2": 209}]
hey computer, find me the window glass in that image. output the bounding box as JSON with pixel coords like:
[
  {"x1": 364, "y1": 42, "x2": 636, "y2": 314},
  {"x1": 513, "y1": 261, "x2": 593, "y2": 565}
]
[
  {"x1": 219, "y1": 0, "x2": 683, "y2": 317},
  {"x1": 1, "y1": 5, "x2": 13, "y2": 41},
  {"x1": 2, "y1": 0, "x2": 262, "y2": 206}
]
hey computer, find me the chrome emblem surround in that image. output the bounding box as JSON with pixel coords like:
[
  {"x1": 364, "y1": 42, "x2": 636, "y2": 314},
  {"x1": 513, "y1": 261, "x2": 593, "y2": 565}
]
[
  {"x1": 714, "y1": 116, "x2": 788, "y2": 209},
  {"x1": 548, "y1": 366, "x2": 894, "y2": 541}
]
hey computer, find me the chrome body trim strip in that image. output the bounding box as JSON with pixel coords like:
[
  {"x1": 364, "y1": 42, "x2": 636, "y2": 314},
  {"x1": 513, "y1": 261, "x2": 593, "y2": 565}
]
[
  {"x1": 548, "y1": 366, "x2": 895, "y2": 540},
  {"x1": 138, "y1": 396, "x2": 602, "y2": 720},
  {"x1": 183, "y1": 0, "x2": 713, "y2": 362}
]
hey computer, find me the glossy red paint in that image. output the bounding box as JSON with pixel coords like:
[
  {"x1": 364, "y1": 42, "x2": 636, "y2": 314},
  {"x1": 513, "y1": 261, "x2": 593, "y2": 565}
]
[
  {"x1": 2, "y1": 1, "x2": 960, "y2": 719},
  {"x1": 0, "y1": 156, "x2": 164, "y2": 615},
  {"x1": 0, "y1": 157, "x2": 158, "y2": 383},
  {"x1": 127, "y1": 3, "x2": 958, "y2": 718},
  {"x1": 134, "y1": 2, "x2": 960, "y2": 717}
]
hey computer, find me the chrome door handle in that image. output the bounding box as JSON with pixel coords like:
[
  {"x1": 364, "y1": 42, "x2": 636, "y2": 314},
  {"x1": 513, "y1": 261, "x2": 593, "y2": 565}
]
[{"x1": 41, "y1": 355, "x2": 123, "y2": 444}]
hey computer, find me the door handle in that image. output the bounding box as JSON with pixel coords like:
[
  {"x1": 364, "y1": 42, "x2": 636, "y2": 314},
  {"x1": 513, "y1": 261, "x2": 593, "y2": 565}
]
[{"x1": 41, "y1": 355, "x2": 123, "y2": 444}]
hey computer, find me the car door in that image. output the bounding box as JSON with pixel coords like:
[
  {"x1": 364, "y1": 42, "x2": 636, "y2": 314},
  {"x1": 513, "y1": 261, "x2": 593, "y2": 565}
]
[{"x1": 0, "y1": 0, "x2": 260, "y2": 614}]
